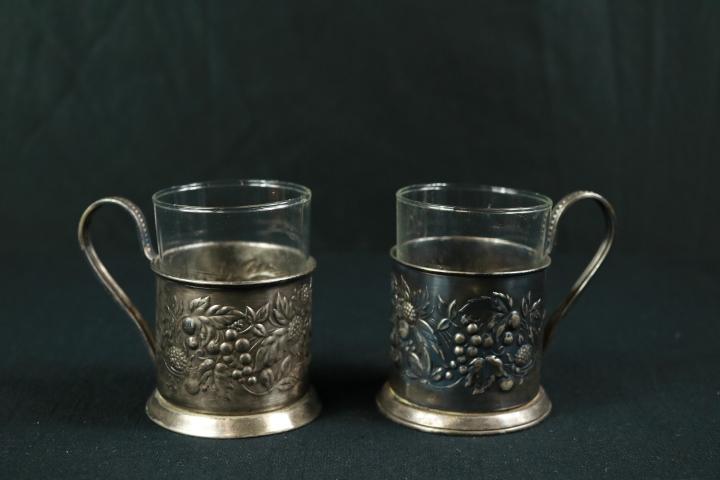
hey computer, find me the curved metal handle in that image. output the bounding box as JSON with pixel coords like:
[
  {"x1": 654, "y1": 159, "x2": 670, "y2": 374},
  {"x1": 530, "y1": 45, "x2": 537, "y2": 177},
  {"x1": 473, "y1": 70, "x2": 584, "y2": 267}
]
[
  {"x1": 543, "y1": 191, "x2": 616, "y2": 349},
  {"x1": 78, "y1": 197, "x2": 158, "y2": 359}
]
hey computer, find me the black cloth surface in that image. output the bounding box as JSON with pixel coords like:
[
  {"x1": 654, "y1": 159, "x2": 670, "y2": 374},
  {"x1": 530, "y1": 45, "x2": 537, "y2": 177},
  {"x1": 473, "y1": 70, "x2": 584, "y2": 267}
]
[{"x1": 1, "y1": 251, "x2": 718, "y2": 479}]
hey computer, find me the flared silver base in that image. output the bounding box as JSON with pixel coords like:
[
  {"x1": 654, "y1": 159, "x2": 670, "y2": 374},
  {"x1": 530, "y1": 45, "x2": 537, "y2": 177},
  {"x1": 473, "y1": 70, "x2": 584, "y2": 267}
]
[
  {"x1": 376, "y1": 383, "x2": 551, "y2": 435},
  {"x1": 146, "y1": 388, "x2": 321, "y2": 438}
]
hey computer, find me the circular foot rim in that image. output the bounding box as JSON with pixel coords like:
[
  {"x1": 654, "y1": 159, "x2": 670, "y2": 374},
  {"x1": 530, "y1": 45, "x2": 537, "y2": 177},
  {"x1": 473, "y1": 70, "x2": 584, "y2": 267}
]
[
  {"x1": 146, "y1": 388, "x2": 321, "y2": 438},
  {"x1": 376, "y1": 383, "x2": 551, "y2": 435}
]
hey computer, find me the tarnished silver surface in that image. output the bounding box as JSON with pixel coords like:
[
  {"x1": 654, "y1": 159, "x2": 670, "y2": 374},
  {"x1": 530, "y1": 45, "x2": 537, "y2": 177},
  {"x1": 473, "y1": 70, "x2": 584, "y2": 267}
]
[
  {"x1": 78, "y1": 197, "x2": 320, "y2": 438},
  {"x1": 146, "y1": 388, "x2": 321, "y2": 439},
  {"x1": 377, "y1": 384, "x2": 551, "y2": 435},
  {"x1": 378, "y1": 190, "x2": 616, "y2": 435}
]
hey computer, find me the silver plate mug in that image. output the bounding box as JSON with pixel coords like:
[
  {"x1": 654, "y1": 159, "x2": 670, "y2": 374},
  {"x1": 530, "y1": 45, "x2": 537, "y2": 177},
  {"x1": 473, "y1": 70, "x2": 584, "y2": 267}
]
[
  {"x1": 377, "y1": 187, "x2": 615, "y2": 434},
  {"x1": 78, "y1": 181, "x2": 321, "y2": 438}
]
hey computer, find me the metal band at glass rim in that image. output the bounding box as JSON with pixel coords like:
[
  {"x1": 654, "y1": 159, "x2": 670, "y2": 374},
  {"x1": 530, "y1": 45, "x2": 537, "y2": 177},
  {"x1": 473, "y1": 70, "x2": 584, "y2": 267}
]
[
  {"x1": 377, "y1": 190, "x2": 615, "y2": 435},
  {"x1": 78, "y1": 197, "x2": 320, "y2": 438}
]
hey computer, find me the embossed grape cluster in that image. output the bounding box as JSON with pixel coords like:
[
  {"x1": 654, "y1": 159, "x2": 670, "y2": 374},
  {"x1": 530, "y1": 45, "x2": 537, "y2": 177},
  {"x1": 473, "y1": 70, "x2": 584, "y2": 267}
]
[{"x1": 440, "y1": 309, "x2": 534, "y2": 392}]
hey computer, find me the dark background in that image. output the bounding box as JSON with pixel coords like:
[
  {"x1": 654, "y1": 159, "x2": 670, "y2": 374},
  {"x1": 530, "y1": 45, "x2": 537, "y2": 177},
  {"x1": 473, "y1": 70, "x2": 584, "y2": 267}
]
[{"x1": 1, "y1": 1, "x2": 719, "y2": 479}]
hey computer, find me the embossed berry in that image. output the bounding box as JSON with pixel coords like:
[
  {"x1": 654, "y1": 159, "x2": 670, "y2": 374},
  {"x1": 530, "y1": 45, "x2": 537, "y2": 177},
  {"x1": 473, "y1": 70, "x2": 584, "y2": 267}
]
[
  {"x1": 181, "y1": 316, "x2": 197, "y2": 335},
  {"x1": 499, "y1": 377, "x2": 514, "y2": 391},
  {"x1": 397, "y1": 320, "x2": 410, "y2": 339},
  {"x1": 454, "y1": 333, "x2": 466, "y2": 344},
  {"x1": 454, "y1": 345, "x2": 464, "y2": 356},
  {"x1": 509, "y1": 311, "x2": 521, "y2": 329},
  {"x1": 199, "y1": 359, "x2": 215, "y2": 371},
  {"x1": 503, "y1": 332, "x2": 514, "y2": 345},
  {"x1": 482, "y1": 334, "x2": 494, "y2": 348},
  {"x1": 220, "y1": 342, "x2": 233, "y2": 355},
  {"x1": 239, "y1": 353, "x2": 252, "y2": 365},
  {"x1": 471, "y1": 335, "x2": 483, "y2": 346},
  {"x1": 235, "y1": 338, "x2": 250, "y2": 353},
  {"x1": 466, "y1": 323, "x2": 479, "y2": 334},
  {"x1": 466, "y1": 346, "x2": 478, "y2": 358},
  {"x1": 515, "y1": 344, "x2": 533, "y2": 366},
  {"x1": 185, "y1": 379, "x2": 200, "y2": 394},
  {"x1": 225, "y1": 329, "x2": 238, "y2": 341},
  {"x1": 232, "y1": 369, "x2": 243, "y2": 379},
  {"x1": 207, "y1": 341, "x2": 220, "y2": 355},
  {"x1": 186, "y1": 336, "x2": 199, "y2": 349},
  {"x1": 246, "y1": 376, "x2": 257, "y2": 386}
]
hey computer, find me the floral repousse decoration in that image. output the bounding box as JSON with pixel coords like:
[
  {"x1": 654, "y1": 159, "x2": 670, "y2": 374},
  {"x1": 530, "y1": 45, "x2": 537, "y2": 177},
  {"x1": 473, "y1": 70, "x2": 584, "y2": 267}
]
[
  {"x1": 390, "y1": 275, "x2": 544, "y2": 395},
  {"x1": 159, "y1": 282, "x2": 311, "y2": 399}
]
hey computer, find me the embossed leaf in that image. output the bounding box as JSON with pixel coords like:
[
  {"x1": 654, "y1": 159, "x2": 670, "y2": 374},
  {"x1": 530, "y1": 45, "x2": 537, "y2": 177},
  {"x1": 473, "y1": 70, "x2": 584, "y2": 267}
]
[
  {"x1": 464, "y1": 373, "x2": 474, "y2": 387},
  {"x1": 468, "y1": 357, "x2": 484, "y2": 369},
  {"x1": 490, "y1": 292, "x2": 511, "y2": 312},
  {"x1": 436, "y1": 318, "x2": 451, "y2": 331},
  {"x1": 532, "y1": 298, "x2": 542, "y2": 312},
  {"x1": 259, "y1": 368, "x2": 274, "y2": 389},
  {"x1": 399, "y1": 276, "x2": 412, "y2": 301},
  {"x1": 253, "y1": 323, "x2": 267, "y2": 337},
  {"x1": 273, "y1": 307, "x2": 289, "y2": 326},
  {"x1": 414, "y1": 320, "x2": 443, "y2": 359},
  {"x1": 418, "y1": 347, "x2": 431, "y2": 374},
  {"x1": 279, "y1": 355, "x2": 292, "y2": 377},
  {"x1": 199, "y1": 359, "x2": 215, "y2": 371},
  {"x1": 522, "y1": 296, "x2": 529, "y2": 316},
  {"x1": 190, "y1": 296, "x2": 211, "y2": 313},
  {"x1": 390, "y1": 347, "x2": 401, "y2": 363},
  {"x1": 408, "y1": 352, "x2": 425, "y2": 378},
  {"x1": 255, "y1": 346, "x2": 269, "y2": 369},
  {"x1": 431, "y1": 367, "x2": 444, "y2": 381},
  {"x1": 496, "y1": 324, "x2": 506, "y2": 338},
  {"x1": 199, "y1": 369, "x2": 214, "y2": 386},
  {"x1": 472, "y1": 374, "x2": 496, "y2": 395},
  {"x1": 273, "y1": 293, "x2": 294, "y2": 324},
  {"x1": 447, "y1": 299, "x2": 457, "y2": 318},
  {"x1": 256, "y1": 303, "x2": 270, "y2": 323},
  {"x1": 437, "y1": 295, "x2": 447, "y2": 306},
  {"x1": 276, "y1": 376, "x2": 299, "y2": 391},
  {"x1": 255, "y1": 335, "x2": 286, "y2": 368}
]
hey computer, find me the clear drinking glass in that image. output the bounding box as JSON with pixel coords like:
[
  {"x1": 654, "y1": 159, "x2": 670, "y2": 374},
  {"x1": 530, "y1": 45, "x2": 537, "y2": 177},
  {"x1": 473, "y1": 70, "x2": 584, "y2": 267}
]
[
  {"x1": 152, "y1": 179, "x2": 312, "y2": 283},
  {"x1": 396, "y1": 183, "x2": 553, "y2": 273}
]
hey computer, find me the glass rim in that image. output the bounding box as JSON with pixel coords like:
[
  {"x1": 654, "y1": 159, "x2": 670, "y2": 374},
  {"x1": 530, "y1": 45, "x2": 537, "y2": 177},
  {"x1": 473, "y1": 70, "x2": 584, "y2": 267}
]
[
  {"x1": 152, "y1": 179, "x2": 311, "y2": 213},
  {"x1": 396, "y1": 183, "x2": 552, "y2": 214}
]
